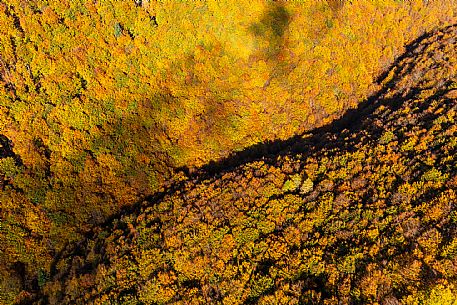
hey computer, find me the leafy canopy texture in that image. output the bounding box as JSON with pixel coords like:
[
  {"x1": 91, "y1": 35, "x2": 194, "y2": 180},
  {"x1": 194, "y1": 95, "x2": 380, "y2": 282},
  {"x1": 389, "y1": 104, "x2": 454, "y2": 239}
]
[
  {"x1": 0, "y1": 0, "x2": 456, "y2": 304},
  {"x1": 26, "y1": 25, "x2": 457, "y2": 305}
]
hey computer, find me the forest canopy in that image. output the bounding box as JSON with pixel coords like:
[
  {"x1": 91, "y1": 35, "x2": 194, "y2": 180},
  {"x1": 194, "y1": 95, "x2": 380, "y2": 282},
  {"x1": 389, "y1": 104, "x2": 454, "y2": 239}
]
[
  {"x1": 0, "y1": 0, "x2": 456, "y2": 304},
  {"x1": 24, "y1": 22, "x2": 457, "y2": 305}
]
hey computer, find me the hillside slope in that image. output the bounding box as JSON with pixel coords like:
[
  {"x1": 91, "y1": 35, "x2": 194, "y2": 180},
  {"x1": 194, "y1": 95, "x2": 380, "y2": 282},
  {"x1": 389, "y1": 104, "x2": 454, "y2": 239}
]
[
  {"x1": 21, "y1": 25, "x2": 457, "y2": 305},
  {"x1": 2, "y1": 2, "x2": 457, "y2": 304}
]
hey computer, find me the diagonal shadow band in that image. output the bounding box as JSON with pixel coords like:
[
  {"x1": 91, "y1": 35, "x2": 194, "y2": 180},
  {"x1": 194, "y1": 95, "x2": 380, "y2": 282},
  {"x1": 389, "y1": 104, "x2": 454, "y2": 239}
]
[
  {"x1": 62, "y1": 23, "x2": 456, "y2": 246},
  {"x1": 22, "y1": 23, "x2": 456, "y2": 303},
  {"x1": 176, "y1": 23, "x2": 457, "y2": 183}
]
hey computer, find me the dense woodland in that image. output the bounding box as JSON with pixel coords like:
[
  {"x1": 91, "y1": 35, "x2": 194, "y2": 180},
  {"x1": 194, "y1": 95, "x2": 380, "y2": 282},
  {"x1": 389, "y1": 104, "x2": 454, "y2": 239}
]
[
  {"x1": 18, "y1": 24, "x2": 457, "y2": 305},
  {"x1": 0, "y1": 0, "x2": 456, "y2": 304}
]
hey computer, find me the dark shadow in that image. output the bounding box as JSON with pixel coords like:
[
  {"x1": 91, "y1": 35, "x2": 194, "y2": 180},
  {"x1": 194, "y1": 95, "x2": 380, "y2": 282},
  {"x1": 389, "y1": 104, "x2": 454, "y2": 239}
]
[
  {"x1": 326, "y1": 0, "x2": 345, "y2": 15},
  {"x1": 248, "y1": 2, "x2": 291, "y2": 58},
  {"x1": 249, "y1": 3, "x2": 290, "y2": 39},
  {"x1": 177, "y1": 23, "x2": 457, "y2": 181},
  {"x1": 52, "y1": 22, "x2": 456, "y2": 251},
  {"x1": 17, "y1": 23, "x2": 457, "y2": 304},
  {"x1": 0, "y1": 134, "x2": 22, "y2": 165}
]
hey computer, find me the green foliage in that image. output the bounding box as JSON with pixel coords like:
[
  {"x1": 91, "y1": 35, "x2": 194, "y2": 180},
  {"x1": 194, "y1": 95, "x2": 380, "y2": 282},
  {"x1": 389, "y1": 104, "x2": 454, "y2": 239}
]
[
  {"x1": 379, "y1": 130, "x2": 395, "y2": 144},
  {"x1": 37, "y1": 269, "x2": 48, "y2": 288},
  {"x1": 423, "y1": 168, "x2": 446, "y2": 183},
  {"x1": 114, "y1": 22, "x2": 122, "y2": 37},
  {"x1": 282, "y1": 174, "x2": 302, "y2": 192},
  {"x1": 250, "y1": 276, "x2": 275, "y2": 299},
  {"x1": 0, "y1": 157, "x2": 20, "y2": 178}
]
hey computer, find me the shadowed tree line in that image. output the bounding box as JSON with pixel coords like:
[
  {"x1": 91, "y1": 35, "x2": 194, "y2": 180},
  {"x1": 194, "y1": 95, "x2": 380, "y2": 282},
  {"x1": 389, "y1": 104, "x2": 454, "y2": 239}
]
[{"x1": 15, "y1": 24, "x2": 457, "y2": 305}]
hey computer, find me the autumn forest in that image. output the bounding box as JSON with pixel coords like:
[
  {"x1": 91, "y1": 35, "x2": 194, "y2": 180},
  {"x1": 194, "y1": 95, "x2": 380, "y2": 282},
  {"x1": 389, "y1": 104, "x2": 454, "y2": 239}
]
[{"x1": 0, "y1": 0, "x2": 456, "y2": 304}]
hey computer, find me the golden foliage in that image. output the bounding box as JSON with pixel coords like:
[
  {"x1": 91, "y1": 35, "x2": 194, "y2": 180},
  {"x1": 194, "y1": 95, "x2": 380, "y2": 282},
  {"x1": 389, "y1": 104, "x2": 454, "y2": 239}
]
[{"x1": 0, "y1": 0, "x2": 456, "y2": 304}]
